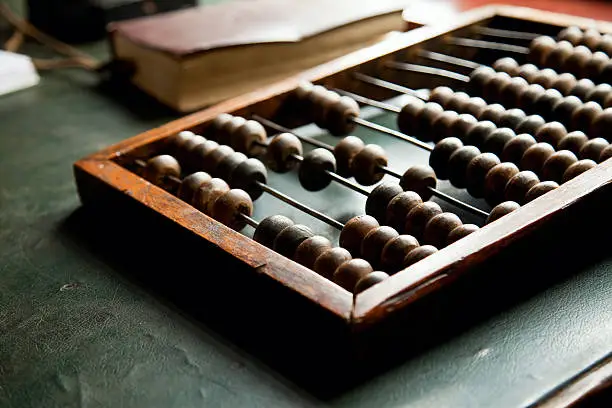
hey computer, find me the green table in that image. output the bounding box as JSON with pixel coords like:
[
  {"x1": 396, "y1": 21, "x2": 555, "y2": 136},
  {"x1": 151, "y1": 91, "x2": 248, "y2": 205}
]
[{"x1": 1, "y1": 2, "x2": 611, "y2": 407}]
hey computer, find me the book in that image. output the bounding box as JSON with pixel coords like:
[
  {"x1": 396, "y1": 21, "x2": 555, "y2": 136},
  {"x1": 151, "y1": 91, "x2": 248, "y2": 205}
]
[
  {"x1": 0, "y1": 51, "x2": 40, "y2": 97},
  {"x1": 108, "y1": 0, "x2": 408, "y2": 112}
]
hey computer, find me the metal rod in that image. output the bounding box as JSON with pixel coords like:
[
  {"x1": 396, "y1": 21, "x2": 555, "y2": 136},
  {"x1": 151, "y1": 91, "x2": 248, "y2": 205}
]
[
  {"x1": 239, "y1": 213, "x2": 259, "y2": 228},
  {"x1": 473, "y1": 26, "x2": 540, "y2": 41},
  {"x1": 353, "y1": 72, "x2": 427, "y2": 100},
  {"x1": 418, "y1": 50, "x2": 482, "y2": 70},
  {"x1": 333, "y1": 88, "x2": 401, "y2": 113},
  {"x1": 446, "y1": 37, "x2": 530, "y2": 54},
  {"x1": 325, "y1": 171, "x2": 370, "y2": 197},
  {"x1": 252, "y1": 114, "x2": 332, "y2": 150},
  {"x1": 429, "y1": 188, "x2": 489, "y2": 218},
  {"x1": 385, "y1": 61, "x2": 471, "y2": 82},
  {"x1": 380, "y1": 166, "x2": 402, "y2": 179},
  {"x1": 351, "y1": 116, "x2": 434, "y2": 152},
  {"x1": 135, "y1": 159, "x2": 147, "y2": 168}
]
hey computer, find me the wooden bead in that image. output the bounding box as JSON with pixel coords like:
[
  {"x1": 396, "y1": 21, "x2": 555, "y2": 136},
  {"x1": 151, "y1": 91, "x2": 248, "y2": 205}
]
[
  {"x1": 589, "y1": 108, "x2": 612, "y2": 140},
  {"x1": 333, "y1": 136, "x2": 364, "y2": 177},
  {"x1": 294, "y1": 235, "x2": 333, "y2": 270},
  {"x1": 449, "y1": 114, "x2": 478, "y2": 140},
  {"x1": 579, "y1": 138, "x2": 609, "y2": 161},
  {"x1": 464, "y1": 97, "x2": 488, "y2": 117},
  {"x1": 298, "y1": 148, "x2": 335, "y2": 191},
  {"x1": 529, "y1": 36, "x2": 557, "y2": 65},
  {"x1": 504, "y1": 170, "x2": 540, "y2": 204},
  {"x1": 423, "y1": 212, "x2": 462, "y2": 249},
  {"x1": 404, "y1": 202, "x2": 442, "y2": 240},
  {"x1": 558, "y1": 131, "x2": 588, "y2": 155},
  {"x1": 361, "y1": 226, "x2": 399, "y2": 267},
  {"x1": 586, "y1": 84, "x2": 612, "y2": 107},
  {"x1": 572, "y1": 101, "x2": 603, "y2": 132},
  {"x1": 253, "y1": 215, "x2": 294, "y2": 248},
  {"x1": 479, "y1": 103, "x2": 505, "y2": 124},
  {"x1": 354, "y1": 271, "x2": 389, "y2": 294},
  {"x1": 599, "y1": 62, "x2": 612, "y2": 87},
  {"x1": 600, "y1": 34, "x2": 612, "y2": 55},
  {"x1": 532, "y1": 68, "x2": 558, "y2": 88},
  {"x1": 397, "y1": 98, "x2": 426, "y2": 135},
  {"x1": 428, "y1": 137, "x2": 463, "y2": 180},
  {"x1": 558, "y1": 26, "x2": 583, "y2": 45},
  {"x1": 517, "y1": 63, "x2": 540, "y2": 82},
  {"x1": 520, "y1": 142, "x2": 555, "y2": 175},
  {"x1": 191, "y1": 140, "x2": 219, "y2": 171},
  {"x1": 448, "y1": 146, "x2": 481, "y2": 188},
  {"x1": 482, "y1": 72, "x2": 511, "y2": 103},
  {"x1": 429, "y1": 86, "x2": 455, "y2": 107},
  {"x1": 516, "y1": 115, "x2": 546, "y2": 135},
  {"x1": 273, "y1": 224, "x2": 314, "y2": 259},
  {"x1": 231, "y1": 120, "x2": 267, "y2": 155},
  {"x1": 483, "y1": 128, "x2": 516, "y2": 156},
  {"x1": 465, "y1": 120, "x2": 496, "y2": 148},
  {"x1": 500, "y1": 77, "x2": 529, "y2": 108},
  {"x1": 179, "y1": 135, "x2": 207, "y2": 166},
  {"x1": 486, "y1": 201, "x2": 520, "y2": 224},
  {"x1": 562, "y1": 159, "x2": 597, "y2": 182},
  {"x1": 446, "y1": 91, "x2": 470, "y2": 112},
  {"x1": 207, "y1": 114, "x2": 233, "y2": 138},
  {"x1": 400, "y1": 165, "x2": 437, "y2": 201},
  {"x1": 216, "y1": 151, "x2": 248, "y2": 180},
  {"x1": 518, "y1": 84, "x2": 545, "y2": 111},
  {"x1": 417, "y1": 102, "x2": 444, "y2": 140},
  {"x1": 365, "y1": 182, "x2": 403, "y2": 223},
  {"x1": 314, "y1": 90, "x2": 341, "y2": 128},
  {"x1": 524, "y1": 181, "x2": 559, "y2": 202},
  {"x1": 542, "y1": 150, "x2": 578, "y2": 183},
  {"x1": 403, "y1": 245, "x2": 438, "y2": 268},
  {"x1": 305, "y1": 85, "x2": 329, "y2": 121},
  {"x1": 564, "y1": 46, "x2": 592, "y2": 77},
  {"x1": 217, "y1": 116, "x2": 247, "y2": 145},
  {"x1": 499, "y1": 108, "x2": 527, "y2": 129},
  {"x1": 333, "y1": 259, "x2": 373, "y2": 292},
  {"x1": 386, "y1": 191, "x2": 423, "y2": 232},
  {"x1": 293, "y1": 82, "x2": 314, "y2": 102},
  {"x1": 177, "y1": 171, "x2": 212, "y2": 204},
  {"x1": 211, "y1": 189, "x2": 253, "y2": 230},
  {"x1": 493, "y1": 57, "x2": 520, "y2": 75},
  {"x1": 582, "y1": 28, "x2": 602, "y2": 50},
  {"x1": 170, "y1": 130, "x2": 195, "y2": 154},
  {"x1": 326, "y1": 96, "x2": 360, "y2": 135},
  {"x1": 143, "y1": 155, "x2": 181, "y2": 191},
  {"x1": 544, "y1": 40, "x2": 574, "y2": 68},
  {"x1": 350, "y1": 144, "x2": 387, "y2": 185},
  {"x1": 600, "y1": 145, "x2": 612, "y2": 162},
  {"x1": 501, "y1": 133, "x2": 537, "y2": 164},
  {"x1": 533, "y1": 88, "x2": 563, "y2": 118},
  {"x1": 340, "y1": 215, "x2": 379, "y2": 257},
  {"x1": 551, "y1": 73, "x2": 578, "y2": 96},
  {"x1": 230, "y1": 158, "x2": 268, "y2": 199},
  {"x1": 584, "y1": 51, "x2": 608, "y2": 80},
  {"x1": 265, "y1": 133, "x2": 302, "y2": 173},
  {"x1": 605, "y1": 93, "x2": 612, "y2": 109},
  {"x1": 193, "y1": 177, "x2": 229, "y2": 215},
  {"x1": 484, "y1": 163, "x2": 519, "y2": 205},
  {"x1": 431, "y1": 110, "x2": 460, "y2": 143},
  {"x1": 570, "y1": 78, "x2": 596, "y2": 101},
  {"x1": 202, "y1": 145, "x2": 234, "y2": 174},
  {"x1": 447, "y1": 224, "x2": 479, "y2": 245},
  {"x1": 465, "y1": 153, "x2": 501, "y2": 198},
  {"x1": 381, "y1": 235, "x2": 420, "y2": 273},
  {"x1": 313, "y1": 247, "x2": 352, "y2": 279},
  {"x1": 535, "y1": 122, "x2": 567, "y2": 148},
  {"x1": 468, "y1": 66, "x2": 496, "y2": 95},
  {"x1": 552, "y1": 96, "x2": 582, "y2": 124}
]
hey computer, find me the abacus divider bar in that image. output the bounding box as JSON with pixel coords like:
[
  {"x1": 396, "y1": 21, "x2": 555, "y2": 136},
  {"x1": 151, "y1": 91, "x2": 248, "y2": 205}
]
[
  {"x1": 255, "y1": 181, "x2": 345, "y2": 230},
  {"x1": 446, "y1": 37, "x2": 530, "y2": 54},
  {"x1": 428, "y1": 188, "x2": 489, "y2": 218},
  {"x1": 252, "y1": 115, "x2": 332, "y2": 150},
  {"x1": 332, "y1": 88, "x2": 401, "y2": 113},
  {"x1": 418, "y1": 50, "x2": 482, "y2": 70},
  {"x1": 385, "y1": 61, "x2": 470, "y2": 82},
  {"x1": 353, "y1": 72, "x2": 427, "y2": 100},
  {"x1": 351, "y1": 116, "x2": 434, "y2": 152},
  {"x1": 239, "y1": 213, "x2": 260, "y2": 228},
  {"x1": 473, "y1": 26, "x2": 540, "y2": 41}
]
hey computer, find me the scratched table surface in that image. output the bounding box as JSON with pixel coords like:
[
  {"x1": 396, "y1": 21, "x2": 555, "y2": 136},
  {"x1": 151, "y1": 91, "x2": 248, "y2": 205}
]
[{"x1": 1, "y1": 1, "x2": 612, "y2": 407}]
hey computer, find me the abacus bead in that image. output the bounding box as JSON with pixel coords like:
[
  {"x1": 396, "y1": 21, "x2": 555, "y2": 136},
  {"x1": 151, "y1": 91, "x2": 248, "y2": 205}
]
[
  {"x1": 586, "y1": 84, "x2": 612, "y2": 106},
  {"x1": 552, "y1": 96, "x2": 582, "y2": 123},
  {"x1": 313, "y1": 247, "x2": 352, "y2": 279},
  {"x1": 385, "y1": 191, "x2": 423, "y2": 232},
  {"x1": 333, "y1": 136, "x2": 364, "y2": 177},
  {"x1": 544, "y1": 41, "x2": 574, "y2": 68},
  {"x1": 468, "y1": 66, "x2": 496, "y2": 95},
  {"x1": 326, "y1": 96, "x2": 360, "y2": 135},
  {"x1": 564, "y1": 46, "x2": 592, "y2": 76},
  {"x1": 447, "y1": 224, "x2": 479, "y2": 245},
  {"x1": 520, "y1": 142, "x2": 555, "y2": 174},
  {"x1": 193, "y1": 178, "x2": 230, "y2": 215},
  {"x1": 429, "y1": 86, "x2": 455, "y2": 107},
  {"x1": 143, "y1": 155, "x2": 181, "y2": 190},
  {"x1": 518, "y1": 63, "x2": 540, "y2": 82},
  {"x1": 216, "y1": 151, "x2": 247, "y2": 180},
  {"x1": 516, "y1": 115, "x2": 546, "y2": 135},
  {"x1": 298, "y1": 148, "x2": 336, "y2": 191},
  {"x1": 529, "y1": 36, "x2": 557, "y2": 65},
  {"x1": 429, "y1": 137, "x2": 463, "y2": 179},
  {"x1": 314, "y1": 90, "x2": 341, "y2": 127},
  {"x1": 350, "y1": 144, "x2": 387, "y2": 185},
  {"x1": 570, "y1": 78, "x2": 596, "y2": 101},
  {"x1": 562, "y1": 159, "x2": 597, "y2": 182},
  {"x1": 465, "y1": 153, "x2": 501, "y2": 197},
  {"x1": 273, "y1": 224, "x2": 314, "y2": 259},
  {"x1": 431, "y1": 110, "x2": 460, "y2": 142},
  {"x1": 584, "y1": 51, "x2": 608, "y2": 80},
  {"x1": 361, "y1": 226, "x2": 399, "y2": 267},
  {"x1": 499, "y1": 108, "x2": 527, "y2": 129},
  {"x1": 482, "y1": 72, "x2": 511, "y2": 103},
  {"x1": 464, "y1": 97, "x2": 488, "y2": 117},
  {"x1": 542, "y1": 150, "x2": 578, "y2": 183},
  {"x1": 446, "y1": 92, "x2": 470, "y2": 112},
  {"x1": 211, "y1": 189, "x2": 253, "y2": 231},
  {"x1": 340, "y1": 215, "x2": 379, "y2": 257},
  {"x1": 579, "y1": 138, "x2": 609, "y2": 161},
  {"x1": 448, "y1": 146, "x2": 481, "y2": 188},
  {"x1": 293, "y1": 81, "x2": 314, "y2": 102},
  {"x1": 524, "y1": 181, "x2": 559, "y2": 202},
  {"x1": 232, "y1": 120, "x2": 267, "y2": 155},
  {"x1": 354, "y1": 272, "x2": 389, "y2": 294},
  {"x1": 465, "y1": 120, "x2": 497, "y2": 148},
  {"x1": 484, "y1": 163, "x2": 520, "y2": 205},
  {"x1": 504, "y1": 170, "x2": 540, "y2": 204},
  {"x1": 400, "y1": 165, "x2": 437, "y2": 201},
  {"x1": 486, "y1": 201, "x2": 520, "y2": 224},
  {"x1": 532, "y1": 68, "x2": 558, "y2": 88},
  {"x1": 582, "y1": 28, "x2": 602, "y2": 50},
  {"x1": 590, "y1": 108, "x2": 612, "y2": 139},
  {"x1": 601, "y1": 34, "x2": 612, "y2": 55},
  {"x1": 397, "y1": 99, "x2": 426, "y2": 135},
  {"x1": 600, "y1": 145, "x2": 612, "y2": 162},
  {"x1": 572, "y1": 101, "x2": 603, "y2": 132},
  {"x1": 170, "y1": 130, "x2": 195, "y2": 153},
  {"x1": 403, "y1": 245, "x2": 438, "y2": 268},
  {"x1": 533, "y1": 88, "x2": 563, "y2": 118},
  {"x1": 448, "y1": 114, "x2": 478, "y2": 140},
  {"x1": 500, "y1": 77, "x2": 529, "y2": 108},
  {"x1": 535, "y1": 122, "x2": 567, "y2": 148},
  {"x1": 417, "y1": 102, "x2": 445, "y2": 140},
  {"x1": 483, "y1": 128, "x2": 516, "y2": 156},
  {"x1": 265, "y1": 133, "x2": 302, "y2": 173},
  {"x1": 177, "y1": 171, "x2": 212, "y2": 204},
  {"x1": 230, "y1": 158, "x2": 268, "y2": 199},
  {"x1": 180, "y1": 135, "x2": 207, "y2": 165},
  {"x1": 365, "y1": 183, "x2": 403, "y2": 223},
  {"x1": 207, "y1": 114, "x2": 233, "y2": 136},
  {"x1": 558, "y1": 26, "x2": 583, "y2": 45},
  {"x1": 518, "y1": 84, "x2": 545, "y2": 110},
  {"x1": 501, "y1": 133, "x2": 537, "y2": 164},
  {"x1": 605, "y1": 94, "x2": 612, "y2": 109},
  {"x1": 493, "y1": 57, "x2": 520, "y2": 75},
  {"x1": 333, "y1": 259, "x2": 373, "y2": 292},
  {"x1": 551, "y1": 73, "x2": 578, "y2": 96},
  {"x1": 479, "y1": 103, "x2": 505, "y2": 124},
  {"x1": 253, "y1": 215, "x2": 294, "y2": 248},
  {"x1": 404, "y1": 202, "x2": 443, "y2": 240},
  {"x1": 600, "y1": 62, "x2": 612, "y2": 87},
  {"x1": 423, "y1": 213, "x2": 462, "y2": 249},
  {"x1": 381, "y1": 235, "x2": 420, "y2": 273},
  {"x1": 294, "y1": 236, "x2": 333, "y2": 270},
  {"x1": 558, "y1": 131, "x2": 589, "y2": 155},
  {"x1": 218, "y1": 116, "x2": 246, "y2": 145},
  {"x1": 203, "y1": 145, "x2": 234, "y2": 174},
  {"x1": 305, "y1": 85, "x2": 329, "y2": 120},
  {"x1": 192, "y1": 140, "x2": 219, "y2": 170}
]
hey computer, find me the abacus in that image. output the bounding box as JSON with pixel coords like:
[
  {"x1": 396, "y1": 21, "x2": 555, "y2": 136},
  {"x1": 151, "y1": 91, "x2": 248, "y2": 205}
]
[{"x1": 74, "y1": 6, "x2": 612, "y2": 359}]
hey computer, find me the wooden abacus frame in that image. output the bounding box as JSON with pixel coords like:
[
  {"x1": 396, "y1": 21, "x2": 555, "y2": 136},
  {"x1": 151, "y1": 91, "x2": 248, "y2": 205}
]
[{"x1": 75, "y1": 5, "x2": 612, "y2": 344}]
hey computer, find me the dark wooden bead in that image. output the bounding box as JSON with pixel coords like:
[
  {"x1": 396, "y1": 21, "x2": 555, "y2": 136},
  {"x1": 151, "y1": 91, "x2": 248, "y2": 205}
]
[
  {"x1": 350, "y1": 144, "x2": 387, "y2": 185},
  {"x1": 253, "y1": 215, "x2": 294, "y2": 248},
  {"x1": 381, "y1": 235, "x2": 420, "y2": 273},
  {"x1": 504, "y1": 170, "x2": 540, "y2": 204},
  {"x1": 298, "y1": 148, "x2": 335, "y2": 191},
  {"x1": 605, "y1": 93, "x2": 612, "y2": 109},
  {"x1": 340, "y1": 215, "x2": 379, "y2": 257},
  {"x1": 397, "y1": 98, "x2": 426, "y2": 135},
  {"x1": 202, "y1": 145, "x2": 234, "y2": 174},
  {"x1": 447, "y1": 224, "x2": 479, "y2": 245},
  {"x1": 524, "y1": 181, "x2": 559, "y2": 202},
  {"x1": 143, "y1": 155, "x2": 181, "y2": 191},
  {"x1": 479, "y1": 103, "x2": 505, "y2": 124},
  {"x1": 232, "y1": 120, "x2": 267, "y2": 155},
  {"x1": 217, "y1": 116, "x2": 247, "y2": 145},
  {"x1": 265, "y1": 133, "x2": 302, "y2": 173},
  {"x1": 333, "y1": 136, "x2": 364, "y2": 177},
  {"x1": 325, "y1": 96, "x2": 360, "y2": 135},
  {"x1": 193, "y1": 178, "x2": 230, "y2": 215},
  {"x1": 403, "y1": 245, "x2": 438, "y2": 268},
  {"x1": 465, "y1": 120, "x2": 497, "y2": 148},
  {"x1": 294, "y1": 236, "x2": 333, "y2": 270},
  {"x1": 448, "y1": 114, "x2": 478, "y2": 141},
  {"x1": 404, "y1": 202, "x2": 443, "y2": 240},
  {"x1": 431, "y1": 110, "x2": 460, "y2": 143},
  {"x1": 417, "y1": 102, "x2": 445, "y2": 140},
  {"x1": 333, "y1": 259, "x2": 373, "y2": 292},
  {"x1": 589, "y1": 108, "x2": 612, "y2": 139},
  {"x1": 448, "y1": 146, "x2": 481, "y2": 188},
  {"x1": 586, "y1": 84, "x2": 612, "y2": 107},
  {"x1": 207, "y1": 114, "x2": 234, "y2": 138},
  {"x1": 354, "y1": 271, "x2": 389, "y2": 294},
  {"x1": 600, "y1": 145, "x2": 612, "y2": 162},
  {"x1": 400, "y1": 165, "x2": 437, "y2": 200},
  {"x1": 535, "y1": 122, "x2": 567, "y2": 148},
  {"x1": 314, "y1": 90, "x2": 341, "y2": 128},
  {"x1": 584, "y1": 51, "x2": 608, "y2": 80},
  {"x1": 518, "y1": 84, "x2": 545, "y2": 111},
  {"x1": 551, "y1": 72, "x2": 578, "y2": 96},
  {"x1": 482, "y1": 72, "x2": 512, "y2": 103},
  {"x1": 191, "y1": 140, "x2": 219, "y2": 171},
  {"x1": 552, "y1": 96, "x2": 583, "y2": 123},
  {"x1": 179, "y1": 135, "x2": 207, "y2": 166},
  {"x1": 557, "y1": 131, "x2": 588, "y2": 155},
  {"x1": 313, "y1": 247, "x2": 352, "y2": 279},
  {"x1": 177, "y1": 171, "x2": 212, "y2": 204},
  {"x1": 229, "y1": 158, "x2": 268, "y2": 199},
  {"x1": 501, "y1": 133, "x2": 537, "y2": 164},
  {"x1": 544, "y1": 41, "x2": 574, "y2": 68},
  {"x1": 500, "y1": 77, "x2": 529, "y2": 108},
  {"x1": 532, "y1": 68, "x2": 558, "y2": 88},
  {"x1": 216, "y1": 151, "x2": 248, "y2": 180},
  {"x1": 533, "y1": 88, "x2": 563, "y2": 118},
  {"x1": 542, "y1": 150, "x2": 578, "y2": 183},
  {"x1": 600, "y1": 34, "x2": 612, "y2": 55},
  {"x1": 484, "y1": 163, "x2": 520, "y2": 205},
  {"x1": 386, "y1": 191, "x2": 423, "y2": 232},
  {"x1": 564, "y1": 46, "x2": 592, "y2": 76},
  {"x1": 170, "y1": 130, "x2": 195, "y2": 155},
  {"x1": 423, "y1": 212, "x2": 462, "y2": 249},
  {"x1": 492, "y1": 57, "x2": 520, "y2": 75},
  {"x1": 499, "y1": 108, "x2": 527, "y2": 129},
  {"x1": 517, "y1": 63, "x2": 540, "y2": 82},
  {"x1": 273, "y1": 224, "x2": 314, "y2": 259},
  {"x1": 361, "y1": 226, "x2": 399, "y2": 267},
  {"x1": 446, "y1": 91, "x2": 470, "y2": 112},
  {"x1": 520, "y1": 142, "x2": 555, "y2": 175},
  {"x1": 572, "y1": 101, "x2": 603, "y2": 132},
  {"x1": 468, "y1": 66, "x2": 496, "y2": 95},
  {"x1": 557, "y1": 26, "x2": 583, "y2": 45},
  {"x1": 293, "y1": 81, "x2": 314, "y2": 102},
  {"x1": 579, "y1": 138, "x2": 609, "y2": 161},
  {"x1": 465, "y1": 153, "x2": 501, "y2": 198},
  {"x1": 516, "y1": 115, "x2": 546, "y2": 135},
  {"x1": 486, "y1": 201, "x2": 520, "y2": 224},
  {"x1": 562, "y1": 159, "x2": 597, "y2": 182},
  {"x1": 365, "y1": 182, "x2": 403, "y2": 223},
  {"x1": 428, "y1": 86, "x2": 455, "y2": 107},
  {"x1": 599, "y1": 62, "x2": 612, "y2": 87},
  {"x1": 429, "y1": 137, "x2": 463, "y2": 180},
  {"x1": 211, "y1": 189, "x2": 253, "y2": 231},
  {"x1": 582, "y1": 28, "x2": 602, "y2": 50},
  {"x1": 570, "y1": 78, "x2": 596, "y2": 101},
  {"x1": 483, "y1": 128, "x2": 516, "y2": 156},
  {"x1": 529, "y1": 36, "x2": 557, "y2": 65},
  {"x1": 464, "y1": 97, "x2": 488, "y2": 117}
]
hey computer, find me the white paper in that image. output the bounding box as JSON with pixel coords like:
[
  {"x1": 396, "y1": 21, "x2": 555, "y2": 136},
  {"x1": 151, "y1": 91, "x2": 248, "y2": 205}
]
[{"x1": 0, "y1": 50, "x2": 40, "y2": 96}]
